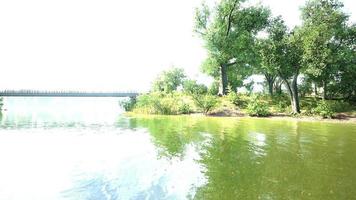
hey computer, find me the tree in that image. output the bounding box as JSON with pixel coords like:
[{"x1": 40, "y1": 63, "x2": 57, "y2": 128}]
[
  {"x1": 195, "y1": 0, "x2": 270, "y2": 95},
  {"x1": 258, "y1": 17, "x2": 303, "y2": 114},
  {"x1": 334, "y1": 24, "x2": 356, "y2": 100},
  {"x1": 257, "y1": 16, "x2": 287, "y2": 96},
  {"x1": 152, "y1": 67, "x2": 186, "y2": 93},
  {"x1": 300, "y1": 0, "x2": 350, "y2": 99},
  {"x1": 183, "y1": 79, "x2": 208, "y2": 95},
  {"x1": 279, "y1": 29, "x2": 304, "y2": 114}
]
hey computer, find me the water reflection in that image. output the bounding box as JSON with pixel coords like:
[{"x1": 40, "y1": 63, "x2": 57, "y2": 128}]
[
  {"x1": 1, "y1": 97, "x2": 356, "y2": 199},
  {"x1": 126, "y1": 116, "x2": 356, "y2": 200}
]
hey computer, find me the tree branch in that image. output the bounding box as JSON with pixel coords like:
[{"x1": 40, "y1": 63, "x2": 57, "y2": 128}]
[{"x1": 226, "y1": 0, "x2": 239, "y2": 37}]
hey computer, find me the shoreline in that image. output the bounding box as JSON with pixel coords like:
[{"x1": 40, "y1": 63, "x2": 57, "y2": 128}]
[{"x1": 127, "y1": 112, "x2": 356, "y2": 124}]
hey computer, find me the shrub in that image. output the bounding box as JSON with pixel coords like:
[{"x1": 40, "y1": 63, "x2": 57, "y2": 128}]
[
  {"x1": 300, "y1": 98, "x2": 318, "y2": 115},
  {"x1": 227, "y1": 92, "x2": 248, "y2": 108},
  {"x1": 328, "y1": 100, "x2": 353, "y2": 112},
  {"x1": 312, "y1": 100, "x2": 334, "y2": 118},
  {"x1": 246, "y1": 98, "x2": 271, "y2": 117},
  {"x1": 183, "y1": 79, "x2": 208, "y2": 95},
  {"x1": 153, "y1": 96, "x2": 177, "y2": 115},
  {"x1": 208, "y1": 81, "x2": 220, "y2": 95},
  {"x1": 119, "y1": 98, "x2": 136, "y2": 111},
  {"x1": 192, "y1": 94, "x2": 218, "y2": 114},
  {"x1": 275, "y1": 101, "x2": 288, "y2": 113},
  {"x1": 270, "y1": 95, "x2": 289, "y2": 113},
  {"x1": 133, "y1": 92, "x2": 195, "y2": 115},
  {"x1": 178, "y1": 101, "x2": 192, "y2": 114}
]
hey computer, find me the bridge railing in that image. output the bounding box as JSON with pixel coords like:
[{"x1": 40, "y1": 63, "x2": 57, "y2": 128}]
[{"x1": 0, "y1": 90, "x2": 140, "y2": 97}]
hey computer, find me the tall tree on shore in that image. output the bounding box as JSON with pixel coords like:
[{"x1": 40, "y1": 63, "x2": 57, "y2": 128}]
[
  {"x1": 194, "y1": 0, "x2": 270, "y2": 95},
  {"x1": 279, "y1": 29, "x2": 304, "y2": 114},
  {"x1": 258, "y1": 17, "x2": 303, "y2": 113},
  {"x1": 300, "y1": 0, "x2": 350, "y2": 99},
  {"x1": 334, "y1": 24, "x2": 356, "y2": 100},
  {"x1": 257, "y1": 16, "x2": 287, "y2": 97}
]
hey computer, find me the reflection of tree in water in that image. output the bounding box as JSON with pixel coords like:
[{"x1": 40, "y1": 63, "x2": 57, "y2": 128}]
[
  {"x1": 126, "y1": 116, "x2": 207, "y2": 159},
  {"x1": 193, "y1": 120, "x2": 270, "y2": 200},
  {"x1": 193, "y1": 119, "x2": 356, "y2": 199},
  {"x1": 123, "y1": 116, "x2": 356, "y2": 199}
]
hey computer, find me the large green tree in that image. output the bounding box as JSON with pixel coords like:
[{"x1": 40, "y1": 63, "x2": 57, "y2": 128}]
[
  {"x1": 257, "y1": 16, "x2": 287, "y2": 96},
  {"x1": 300, "y1": 0, "x2": 351, "y2": 99},
  {"x1": 258, "y1": 17, "x2": 303, "y2": 113},
  {"x1": 195, "y1": 0, "x2": 270, "y2": 95},
  {"x1": 333, "y1": 24, "x2": 356, "y2": 100}
]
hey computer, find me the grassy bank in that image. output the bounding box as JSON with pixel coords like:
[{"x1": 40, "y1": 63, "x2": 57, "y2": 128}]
[{"x1": 120, "y1": 92, "x2": 356, "y2": 121}]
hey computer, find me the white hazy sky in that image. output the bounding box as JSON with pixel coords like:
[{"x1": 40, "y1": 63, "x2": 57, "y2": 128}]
[{"x1": 0, "y1": 0, "x2": 355, "y2": 92}]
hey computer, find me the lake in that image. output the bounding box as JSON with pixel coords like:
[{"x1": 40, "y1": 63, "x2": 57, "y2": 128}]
[{"x1": 0, "y1": 97, "x2": 356, "y2": 200}]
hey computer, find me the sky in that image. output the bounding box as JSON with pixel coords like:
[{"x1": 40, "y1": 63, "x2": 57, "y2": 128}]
[{"x1": 0, "y1": 0, "x2": 355, "y2": 92}]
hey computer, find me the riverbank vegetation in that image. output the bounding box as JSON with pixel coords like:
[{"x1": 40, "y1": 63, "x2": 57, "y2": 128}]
[
  {"x1": 0, "y1": 97, "x2": 3, "y2": 112},
  {"x1": 122, "y1": 0, "x2": 355, "y2": 120}
]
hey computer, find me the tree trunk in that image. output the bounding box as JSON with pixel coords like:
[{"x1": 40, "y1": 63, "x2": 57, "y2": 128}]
[
  {"x1": 220, "y1": 64, "x2": 228, "y2": 95},
  {"x1": 322, "y1": 80, "x2": 327, "y2": 100},
  {"x1": 264, "y1": 74, "x2": 275, "y2": 97},
  {"x1": 291, "y1": 74, "x2": 300, "y2": 113},
  {"x1": 314, "y1": 82, "x2": 318, "y2": 96},
  {"x1": 282, "y1": 75, "x2": 300, "y2": 114},
  {"x1": 268, "y1": 80, "x2": 273, "y2": 96},
  {"x1": 273, "y1": 78, "x2": 282, "y2": 95}
]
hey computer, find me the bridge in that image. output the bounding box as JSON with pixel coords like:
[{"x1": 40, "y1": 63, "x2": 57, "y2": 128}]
[{"x1": 0, "y1": 90, "x2": 139, "y2": 97}]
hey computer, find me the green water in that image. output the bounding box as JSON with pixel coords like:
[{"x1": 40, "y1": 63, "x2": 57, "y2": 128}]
[
  {"x1": 0, "y1": 97, "x2": 356, "y2": 199},
  {"x1": 124, "y1": 116, "x2": 356, "y2": 200}
]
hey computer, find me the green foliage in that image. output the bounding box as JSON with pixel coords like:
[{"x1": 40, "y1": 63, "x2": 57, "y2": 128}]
[
  {"x1": 257, "y1": 15, "x2": 303, "y2": 113},
  {"x1": 257, "y1": 16, "x2": 288, "y2": 77},
  {"x1": 178, "y1": 102, "x2": 192, "y2": 114},
  {"x1": 195, "y1": 0, "x2": 270, "y2": 94},
  {"x1": 327, "y1": 24, "x2": 356, "y2": 99},
  {"x1": 152, "y1": 67, "x2": 186, "y2": 93},
  {"x1": 192, "y1": 94, "x2": 219, "y2": 115},
  {"x1": 299, "y1": 77, "x2": 313, "y2": 97},
  {"x1": 328, "y1": 100, "x2": 354, "y2": 113},
  {"x1": 0, "y1": 97, "x2": 3, "y2": 111},
  {"x1": 227, "y1": 92, "x2": 248, "y2": 108},
  {"x1": 183, "y1": 79, "x2": 208, "y2": 95},
  {"x1": 246, "y1": 97, "x2": 271, "y2": 117},
  {"x1": 312, "y1": 100, "x2": 335, "y2": 118},
  {"x1": 134, "y1": 92, "x2": 195, "y2": 115},
  {"x1": 300, "y1": 0, "x2": 352, "y2": 99},
  {"x1": 271, "y1": 94, "x2": 290, "y2": 113},
  {"x1": 119, "y1": 98, "x2": 136, "y2": 112},
  {"x1": 208, "y1": 81, "x2": 220, "y2": 95}
]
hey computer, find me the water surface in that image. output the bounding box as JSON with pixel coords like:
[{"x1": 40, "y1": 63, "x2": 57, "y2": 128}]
[{"x1": 0, "y1": 97, "x2": 355, "y2": 199}]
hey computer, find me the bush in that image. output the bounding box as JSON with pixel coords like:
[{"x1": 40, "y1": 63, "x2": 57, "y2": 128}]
[
  {"x1": 183, "y1": 79, "x2": 208, "y2": 95},
  {"x1": 271, "y1": 95, "x2": 289, "y2": 113},
  {"x1": 192, "y1": 94, "x2": 218, "y2": 114},
  {"x1": 275, "y1": 101, "x2": 288, "y2": 113},
  {"x1": 227, "y1": 92, "x2": 248, "y2": 108},
  {"x1": 300, "y1": 98, "x2": 318, "y2": 115},
  {"x1": 154, "y1": 96, "x2": 177, "y2": 115},
  {"x1": 312, "y1": 100, "x2": 334, "y2": 118},
  {"x1": 208, "y1": 81, "x2": 220, "y2": 95},
  {"x1": 328, "y1": 100, "x2": 353, "y2": 112},
  {"x1": 133, "y1": 92, "x2": 195, "y2": 115},
  {"x1": 0, "y1": 97, "x2": 3, "y2": 111},
  {"x1": 246, "y1": 97, "x2": 271, "y2": 117},
  {"x1": 119, "y1": 98, "x2": 136, "y2": 111},
  {"x1": 178, "y1": 101, "x2": 192, "y2": 114}
]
